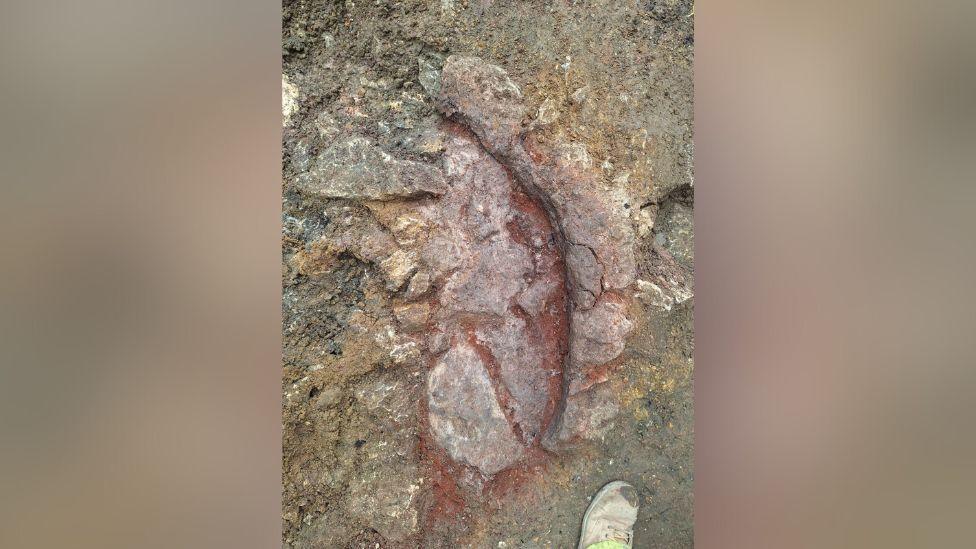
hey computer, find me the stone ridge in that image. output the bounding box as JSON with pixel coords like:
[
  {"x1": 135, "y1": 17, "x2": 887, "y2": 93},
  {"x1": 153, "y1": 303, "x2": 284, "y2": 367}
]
[
  {"x1": 419, "y1": 125, "x2": 568, "y2": 474},
  {"x1": 433, "y1": 56, "x2": 636, "y2": 450}
]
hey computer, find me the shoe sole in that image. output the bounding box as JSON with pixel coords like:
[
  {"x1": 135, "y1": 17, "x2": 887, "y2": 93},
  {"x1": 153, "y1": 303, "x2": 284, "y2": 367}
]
[{"x1": 577, "y1": 480, "x2": 635, "y2": 549}]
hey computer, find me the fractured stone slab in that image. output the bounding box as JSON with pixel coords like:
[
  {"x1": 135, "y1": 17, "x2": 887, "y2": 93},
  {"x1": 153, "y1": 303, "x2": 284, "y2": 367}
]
[{"x1": 427, "y1": 343, "x2": 524, "y2": 475}]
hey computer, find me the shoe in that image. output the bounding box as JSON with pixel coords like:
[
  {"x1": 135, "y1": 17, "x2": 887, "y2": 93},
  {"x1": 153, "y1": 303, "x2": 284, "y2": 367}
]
[{"x1": 577, "y1": 480, "x2": 640, "y2": 549}]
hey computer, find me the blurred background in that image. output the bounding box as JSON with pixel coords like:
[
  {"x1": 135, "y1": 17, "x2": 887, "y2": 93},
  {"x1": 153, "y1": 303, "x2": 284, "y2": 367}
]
[
  {"x1": 0, "y1": 1, "x2": 281, "y2": 547},
  {"x1": 696, "y1": 1, "x2": 976, "y2": 546},
  {"x1": 0, "y1": 0, "x2": 973, "y2": 547}
]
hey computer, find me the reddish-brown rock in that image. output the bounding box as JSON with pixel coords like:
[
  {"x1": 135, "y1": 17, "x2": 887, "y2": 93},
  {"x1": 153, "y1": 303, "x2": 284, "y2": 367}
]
[
  {"x1": 431, "y1": 56, "x2": 638, "y2": 455},
  {"x1": 422, "y1": 126, "x2": 569, "y2": 474},
  {"x1": 436, "y1": 56, "x2": 636, "y2": 311}
]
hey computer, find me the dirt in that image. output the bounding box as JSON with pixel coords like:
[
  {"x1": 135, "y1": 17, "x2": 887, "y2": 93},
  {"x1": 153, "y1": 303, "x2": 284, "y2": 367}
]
[{"x1": 282, "y1": 0, "x2": 693, "y2": 547}]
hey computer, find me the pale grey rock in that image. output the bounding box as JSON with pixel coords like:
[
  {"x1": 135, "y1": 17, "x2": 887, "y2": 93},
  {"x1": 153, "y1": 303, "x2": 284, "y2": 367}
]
[
  {"x1": 637, "y1": 277, "x2": 693, "y2": 312},
  {"x1": 571, "y1": 296, "x2": 632, "y2": 365},
  {"x1": 282, "y1": 74, "x2": 299, "y2": 127},
  {"x1": 568, "y1": 295, "x2": 633, "y2": 394},
  {"x1": 534, "y1": 98, "x2": 560, "y2": 127},
  {"x1": 476, "y1": 315, "x2": 549, "y2": 441},
  {"x1": 427, "y1": 343, "x2": 524, "y2": 474},
  {"x1": 658, "y1": 202, "x2": 694, "y2": 272},
  {"x1": 516, "y1": 272, "x2": 557, "y2": 316},
  {"x1": 378, "y1": 249, "x2": 418, "y2": 290},
  {"x1": 404, "y1": 270, "x2": 432, "y2": 299},
  {"x1": 297, "y1": 137, "x2": 448, "y2": 201},
  {"x1": 354, "y1": 375, "x2": 414, "y2": 427},
  {"x1": 374, "y1": 323, "x2": 421, "y2": 365},
  {"x1": 439, "y1": 237, "x2": 531, "y2": 316},
  {"x1": 566, "y1": 243, "x2": 601, "y2": 308},
  {"x1": 426, "y1": 329, "x2": 450, "y2": 355},
  {"x1": 435, "y1": 56, "x2": 525, "y2": 154},
  {"x1": 418, "y1": 54, "x2": 443, "y2": 97}
]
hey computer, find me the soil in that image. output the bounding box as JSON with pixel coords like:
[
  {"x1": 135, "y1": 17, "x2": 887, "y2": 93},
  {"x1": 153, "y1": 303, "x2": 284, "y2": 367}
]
[{"x1": 282, "y1": 1, "x2": 693, "y2": 547}]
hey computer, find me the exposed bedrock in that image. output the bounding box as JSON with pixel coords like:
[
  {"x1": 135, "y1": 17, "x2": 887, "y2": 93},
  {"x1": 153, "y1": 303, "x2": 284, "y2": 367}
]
[
  {"x1": 422, "y1": 127, "x2": 568, "y2": 474},
  {"x1": 305, "y1": 56, "x2": 639, "y2": 475},
  {"x1": 424, "y1": 56, "x2": 636, "y2": 464},
  {"x1": 435, "y1": 55, "x2": 637, "y2": 311}
]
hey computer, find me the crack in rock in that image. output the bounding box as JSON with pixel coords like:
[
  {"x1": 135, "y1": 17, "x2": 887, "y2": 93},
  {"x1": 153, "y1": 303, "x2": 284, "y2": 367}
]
[
  {"x1": 420, "y1": 123, "x2": 568, "y2": 474},
  {"x1": 427, "y1": 342, "x2": 525, "y2": 475},
  {"x1": 421, "y1": 56, "x2": 637, "y2": 472}
]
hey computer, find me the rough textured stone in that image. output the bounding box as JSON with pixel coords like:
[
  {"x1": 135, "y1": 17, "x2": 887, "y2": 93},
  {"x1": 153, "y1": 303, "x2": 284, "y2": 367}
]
[
  {"x1": 290, "y1": 208, "x2": 421, "y2": 292},
  {"x1": 417, "y1": 54, "x2": 443, "y2": 97},
  {"x1": 295, "y1": 57, "x2": 639, "y2": 480},
  {"x1": 546, "y1": 383, "x2": 620, "y2": 447},
  {"x1": 658, "y1": 201, "x2": 694, "y2": 272},
  {"x1": 346, "y1": 375, "x2": 423, "y2": 541},
  {"x1": 637, "y1": 278, "x2": 692, "y2": 312},
  {"x1": 378, "y1": 249, "x2": 418, "y2": 290},
  {"x1": 571, "y1": 296, "x2": 632, "y2": 366},
  {"x1": 565, "y1": 243, "x2": 601, "y2": 308},
  {"x1": 516, "y1": 272, "x2": 560, "y2": 316},
  {"x1": 393, "y1": 302, "x2": 430, "y2": 333},
  {"x1": 433, "y1": 56, "x2": 637, "y2": 428},
  {"x1": 435, "y1": 56, "x2": 525, "y2": 155},
  {"x1": 354, "y1": 375, "x2": 415, "y2": 427},
  {"x1": 421, "y1": 126, "x2": 569, "y2": 470},
  {"x1": 440, "y1": 237, "x2": 531, "y2": 315},
  {"x1": 427, "y1": 343, "x2": 524, "y2": 475},
  {"x1": 390, "y1": 213, "x2": 431, "y2": 246},
  {"x1": 282, "y1": 1, "x2": 695, "y2": 544},
  {"x1": 282, "y1": 74, "x2": 299, "y2": 127},
  {"x1": 418, "y1": 57, "x2": 639, "y2": 474},
  {"x1": 568, "y1": 294, "x2": 633, "y2": 394},
  {"x1": 346, "y1": 476, "x2": 420, "y2": 541},
  {"x1": 404, "y1": 270, "x2": 431, "y2": 299},
  {"x1": 436, "y1": 55, "x2": 636, "y2": 310},
  {"x1": 297, "y1": 137, "x2": 448, "y2": 200},
  {"x1": 374, "y1": 323, "x2": 421, "y2": 366},
  {"x1": 475, "y1": 315, "x2": 550, "y2": 441}
]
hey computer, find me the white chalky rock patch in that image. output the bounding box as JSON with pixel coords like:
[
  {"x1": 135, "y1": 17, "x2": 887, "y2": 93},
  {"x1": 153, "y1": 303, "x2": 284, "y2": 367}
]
[{"x1": 282, "y1": 74, "x2": 299, "y2": 127}]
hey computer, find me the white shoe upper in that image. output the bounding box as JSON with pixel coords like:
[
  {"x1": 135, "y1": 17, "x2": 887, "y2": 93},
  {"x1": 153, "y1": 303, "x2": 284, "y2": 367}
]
[{"x1": 577, "y1": 481, "x2": 640, "y2": 549}]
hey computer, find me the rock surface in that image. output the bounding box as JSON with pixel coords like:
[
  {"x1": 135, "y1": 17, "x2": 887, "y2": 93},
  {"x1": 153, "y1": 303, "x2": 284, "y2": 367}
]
[
  {"x1": 282, "y1": 0, "x2": 694, "y2": 544},
  {"x1": 547, "y1": 383, "x2": 621, "y2": 446},
  {"x1": 436, "y1": 55, "x2": 637, "y2": 311},
  {"x1": 432, "y1": 56, "x2": 635, "y2": 451},
  {"x1": 567, "y1": 294, "x2": 634, "y2": 394},
  {"x1": 282, "y1": 75, "x2": 299, "y2": 127},
  {"x1": 421, "y1": 124, "x2": 569, "y2": 473},
  {"x1": 297, "y1": 137, "x2": 448, "y2": 200},
  {"x1": 427, "y1": 343, "x2": 525, "y2": 474}
]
